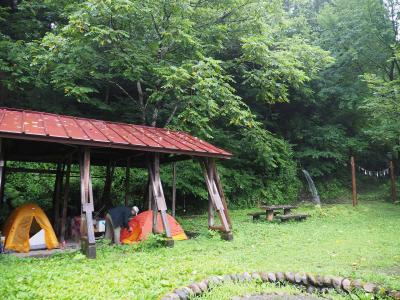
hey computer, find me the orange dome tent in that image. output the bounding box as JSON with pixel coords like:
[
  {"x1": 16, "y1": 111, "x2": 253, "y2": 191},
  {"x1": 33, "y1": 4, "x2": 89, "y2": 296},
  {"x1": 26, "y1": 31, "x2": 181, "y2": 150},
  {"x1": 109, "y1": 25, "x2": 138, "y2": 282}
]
[
  {"x1": 3, "y1": 203, "x2": 59, "y2": 253},
  {"x1": 120, "y1": 210, "x2": 187, "y2": 244}
]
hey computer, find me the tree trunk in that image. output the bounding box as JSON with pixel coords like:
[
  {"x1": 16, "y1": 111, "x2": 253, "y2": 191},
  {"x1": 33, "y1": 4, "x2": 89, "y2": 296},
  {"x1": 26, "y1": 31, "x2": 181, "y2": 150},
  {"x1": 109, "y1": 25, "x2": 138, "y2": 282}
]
[{"x1": 137, "y1": 81, "x2": 146, "y2": 125}]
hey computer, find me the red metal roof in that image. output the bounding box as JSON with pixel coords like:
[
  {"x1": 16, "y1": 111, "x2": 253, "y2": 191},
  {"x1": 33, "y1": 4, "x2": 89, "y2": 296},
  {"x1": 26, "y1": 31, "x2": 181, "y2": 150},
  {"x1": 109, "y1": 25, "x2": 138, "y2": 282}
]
[{"x1": 0, "y1": 108, "x2": 232, "y2": 159}]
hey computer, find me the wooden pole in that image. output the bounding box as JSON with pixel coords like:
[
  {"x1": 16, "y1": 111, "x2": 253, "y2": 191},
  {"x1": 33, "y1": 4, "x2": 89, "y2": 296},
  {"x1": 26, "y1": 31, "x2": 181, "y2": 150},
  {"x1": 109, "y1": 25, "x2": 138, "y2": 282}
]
[
  {"x1": 125, "y1": 158, "x2": 130, "y2": 207},
  {"x1": 147, "y1": 173, "x2": 153, "y2": 210},
  {"x1": 0, "y1": 138, "x2": 5, "y2": 210},
  {"x1": 147, "y1": 159, "x2": 156, "y2": 230},
  {"x1": 351, "y1": 156, "x2": 357, "y2": 206},
  {"x1": 53, "y1": 163, "x2": 64, "y2": 235},
  {"x1": 101, "y1": 161, "x2": 113, "y2": 210},
  {"x1": 390, "y1": 160, "x2": 397, "y2": 203},
  {"x1": 201, "y1": 158, "x2": 232, "y2": 239},
  {"x1": 210, "y1": 159, "x2": 232, "y2": 228},
  {"x1": 80, "y1": 148, "x2": 96, "y2": 258},
  {"x1": 60, "y1": 156, "x2": 72, "y2": 243},
  {"x1": 208, "y1": 194, "x2": 214, "y2": 227},
  {"x1": 172, "y1": 162, "x2": 176, "y2": 218},
  {"x1": 148, "y1": 154, "x2": 172, "y2": 244},
  {"x1": 152, "y1": 190, "x2": 158, "y2": 234}
]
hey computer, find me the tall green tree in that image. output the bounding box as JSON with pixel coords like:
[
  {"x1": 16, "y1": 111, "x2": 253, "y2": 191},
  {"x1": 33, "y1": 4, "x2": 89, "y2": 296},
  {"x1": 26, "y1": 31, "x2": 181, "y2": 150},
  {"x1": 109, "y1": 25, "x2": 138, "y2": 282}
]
[
  {"x1": 0, "y1": 0, "x2": 335, "y2": 207},
  {"x1": 273, "y1": 0, "x2": 399, "y2": 177},
  {"x1": 361, "y1": 0, "x2": 400, "y2": 152}
]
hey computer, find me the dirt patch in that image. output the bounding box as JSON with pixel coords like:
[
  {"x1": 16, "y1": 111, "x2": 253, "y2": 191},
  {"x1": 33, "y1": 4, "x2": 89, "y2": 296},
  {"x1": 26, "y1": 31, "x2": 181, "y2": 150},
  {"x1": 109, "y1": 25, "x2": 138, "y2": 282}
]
[{"x1": 376, "y1": 265, "x2": 400, "y2": 276}]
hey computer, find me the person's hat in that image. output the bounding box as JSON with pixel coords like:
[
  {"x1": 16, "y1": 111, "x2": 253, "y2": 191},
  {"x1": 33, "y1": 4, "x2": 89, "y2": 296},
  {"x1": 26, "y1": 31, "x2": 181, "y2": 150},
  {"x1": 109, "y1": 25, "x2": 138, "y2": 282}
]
[{"x1": 132, "y1": 206, "x2": 139, "y2": 215}]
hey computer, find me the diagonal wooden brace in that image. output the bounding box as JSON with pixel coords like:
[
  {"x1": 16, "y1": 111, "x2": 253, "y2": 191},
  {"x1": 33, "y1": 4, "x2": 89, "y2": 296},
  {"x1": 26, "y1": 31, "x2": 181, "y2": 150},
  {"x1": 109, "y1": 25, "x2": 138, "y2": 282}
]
[
  {"x1": 201, "y1": 158, "x2": 232, "y2": 234},
  {"x1": 148, "y1": 154, "x2": 172, "y2": 240}
]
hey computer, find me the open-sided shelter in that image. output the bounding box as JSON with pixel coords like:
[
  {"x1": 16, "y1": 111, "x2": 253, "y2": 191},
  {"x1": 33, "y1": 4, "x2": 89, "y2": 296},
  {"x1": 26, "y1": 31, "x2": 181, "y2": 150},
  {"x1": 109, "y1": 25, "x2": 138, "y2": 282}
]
[{"x1": 0, "y1": 107, "x2": 233, "y2": 258}]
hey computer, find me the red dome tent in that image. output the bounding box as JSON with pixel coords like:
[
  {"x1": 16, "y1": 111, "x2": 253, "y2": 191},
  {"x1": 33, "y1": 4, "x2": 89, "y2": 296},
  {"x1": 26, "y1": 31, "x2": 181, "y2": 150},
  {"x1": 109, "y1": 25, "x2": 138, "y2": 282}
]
[{"x1": 120, "y1": 211, "x2": 187, "y2": 243}]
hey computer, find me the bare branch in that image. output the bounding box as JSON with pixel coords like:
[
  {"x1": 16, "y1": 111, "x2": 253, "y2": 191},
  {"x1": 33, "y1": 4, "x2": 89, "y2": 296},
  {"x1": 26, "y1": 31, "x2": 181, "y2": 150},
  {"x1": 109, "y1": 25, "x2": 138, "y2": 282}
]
[
  {"x1": 163, "y1": 104, "x2": 179, "y2": 127},
  {"x1": 137, "y1": 80, "x2": 146, "y2": 124},
  {"x1": 150, "y1": 13, "x2": 162, "y2": 40},
  {"x1": 112, "y1": 81, "x2": 147, "y2": 125},
  {"x1": 112, "y1": 81, "x2": 136, "y2": 102}
]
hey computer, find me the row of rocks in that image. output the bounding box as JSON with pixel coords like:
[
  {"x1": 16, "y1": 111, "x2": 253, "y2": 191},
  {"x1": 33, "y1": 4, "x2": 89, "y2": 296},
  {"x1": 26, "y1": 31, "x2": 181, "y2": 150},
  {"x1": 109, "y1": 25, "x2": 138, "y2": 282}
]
[
  {"x1": 161, "y1": 271, "x2": 400, "y2": 300},
  {"x1": 231, "y1": 292, "x2": 326, "y2": 300}
]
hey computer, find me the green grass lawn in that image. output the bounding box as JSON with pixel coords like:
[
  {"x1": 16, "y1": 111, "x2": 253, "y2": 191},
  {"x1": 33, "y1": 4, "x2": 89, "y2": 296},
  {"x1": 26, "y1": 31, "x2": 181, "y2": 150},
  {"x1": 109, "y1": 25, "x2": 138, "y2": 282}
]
[{"x1": 0, "y1": 200, "x2": 399, "y2": 299}]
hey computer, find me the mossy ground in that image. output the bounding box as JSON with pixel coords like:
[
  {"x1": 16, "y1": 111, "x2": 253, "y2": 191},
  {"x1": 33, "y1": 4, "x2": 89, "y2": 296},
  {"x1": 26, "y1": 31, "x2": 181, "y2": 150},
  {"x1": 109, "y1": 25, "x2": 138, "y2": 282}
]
[{"x1": 0, "y1": 199, "x2": 399, "y2": 299}]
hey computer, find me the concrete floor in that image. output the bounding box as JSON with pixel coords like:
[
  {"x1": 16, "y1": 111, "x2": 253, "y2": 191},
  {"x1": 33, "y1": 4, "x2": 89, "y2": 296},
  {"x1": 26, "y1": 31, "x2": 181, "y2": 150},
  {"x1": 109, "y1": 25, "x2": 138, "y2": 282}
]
[{"x1": 7, "y1": 241, "x2": 80, "y2": 258}]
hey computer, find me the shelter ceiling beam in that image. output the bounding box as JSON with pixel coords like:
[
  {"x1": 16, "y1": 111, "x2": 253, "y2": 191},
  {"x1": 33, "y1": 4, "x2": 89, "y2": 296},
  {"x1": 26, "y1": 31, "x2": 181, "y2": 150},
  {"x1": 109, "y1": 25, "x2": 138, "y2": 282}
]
[
  {"x1": 7, "y1": 167, "x2": 60, "y2": 175},
  {"x1": 6, "y1": 149, "x2": 78, "y2": 164}
]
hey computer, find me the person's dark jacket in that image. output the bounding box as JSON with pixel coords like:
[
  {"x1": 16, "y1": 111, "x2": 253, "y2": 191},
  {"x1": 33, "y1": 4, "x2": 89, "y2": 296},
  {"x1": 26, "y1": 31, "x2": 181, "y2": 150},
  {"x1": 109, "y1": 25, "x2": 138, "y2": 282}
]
[{"x1": 107, "y1": 206, "x2": 132, "y2": 229}]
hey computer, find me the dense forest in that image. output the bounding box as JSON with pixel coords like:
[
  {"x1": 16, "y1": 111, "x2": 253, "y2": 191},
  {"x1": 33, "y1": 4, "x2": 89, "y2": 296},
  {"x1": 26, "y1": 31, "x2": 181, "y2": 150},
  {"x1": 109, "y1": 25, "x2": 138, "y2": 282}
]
[{"x1": 0, "y1": 0, "x2": 399, "y2": 219}]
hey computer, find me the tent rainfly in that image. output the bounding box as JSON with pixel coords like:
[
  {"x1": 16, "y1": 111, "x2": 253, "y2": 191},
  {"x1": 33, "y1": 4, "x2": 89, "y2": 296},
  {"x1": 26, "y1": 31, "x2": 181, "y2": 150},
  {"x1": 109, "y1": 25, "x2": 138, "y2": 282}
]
[
  {"x1": 0, "y1": 107, "x2": 233, "y2": 258},
  {"x1": 4, "y1": 203, "x2": 59, "y2": 253}
]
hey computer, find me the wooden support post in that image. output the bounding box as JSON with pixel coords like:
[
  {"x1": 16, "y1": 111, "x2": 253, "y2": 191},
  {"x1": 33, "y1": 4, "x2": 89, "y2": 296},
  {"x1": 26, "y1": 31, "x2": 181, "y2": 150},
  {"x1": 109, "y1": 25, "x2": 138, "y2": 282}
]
[
  {"x1": 208, "y1": 194, "x2": 214, "y2": 227},
  {"x1": 152, "y1": 189, "x2": 158, "y2": 234},
  {"x1": 53, "y1": 163, "x2": 64, "y2": 235},
  {"x1": 101, "y1": 161, "x2": 114, "y2": 210},
  {"x1": 210, "y1": 159, "x2": 232, "y2": 228},
  {"x1": 148, "y1": 154, "x2": 173, "y2": 246},
  {"x1": 201, "y1": 158, "x2": 232, "y2": 240},
  {"x1": 147, "y1": 174, "x2": 153, "y2": 210},
  {"x1": 125, "y1": 158, "x2": 130, "y2": 207},
  {"x1": 148, "y1": 166, "x2": 157, "y2": 233},
  {"x1": 0, "y1": 138, "x2": 5, "y2": 210},
  {"x1": 172, "y1": 162, "x2": 176, "y2": 218},
  {"x1": 80, "y1": 148, "x2": 96, "y2": 259},
  {"x1": 390, "y1": 160, "x2": 397, "y2": 203},
  {"x1": 60, "y1": 156, "x2": 72, "y2": 243},
  {"x1": 283, "y1": 208, "x2": 291, "y2": 215},
  {"x1": 351, "y1": 156, "x2": 357, "y2": 207},
  {"x1": 266, "y1": 209, "x2": 274, "y2": 221}
]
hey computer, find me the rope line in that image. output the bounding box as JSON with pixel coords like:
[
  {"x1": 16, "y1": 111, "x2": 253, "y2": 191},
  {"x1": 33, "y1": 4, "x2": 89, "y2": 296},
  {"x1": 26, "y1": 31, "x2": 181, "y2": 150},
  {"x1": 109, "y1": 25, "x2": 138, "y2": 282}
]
[{"x1": 358, "y1": 166, "x2": 389, "y2": 177}]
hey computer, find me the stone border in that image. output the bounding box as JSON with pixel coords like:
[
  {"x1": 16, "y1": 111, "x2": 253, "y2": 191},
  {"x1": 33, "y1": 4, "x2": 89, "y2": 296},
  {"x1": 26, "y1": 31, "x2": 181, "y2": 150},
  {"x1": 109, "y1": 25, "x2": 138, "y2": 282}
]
[{"x1": 161, "y1": 271, "x2": 400, "y2": 300}]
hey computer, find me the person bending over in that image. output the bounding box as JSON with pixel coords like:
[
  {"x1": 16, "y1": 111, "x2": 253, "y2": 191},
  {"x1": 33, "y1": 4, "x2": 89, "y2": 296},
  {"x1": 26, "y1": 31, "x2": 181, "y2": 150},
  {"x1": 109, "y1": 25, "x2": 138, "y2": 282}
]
[{"x1": 105, "y1": 206, "x2": 139, "y2": 244}]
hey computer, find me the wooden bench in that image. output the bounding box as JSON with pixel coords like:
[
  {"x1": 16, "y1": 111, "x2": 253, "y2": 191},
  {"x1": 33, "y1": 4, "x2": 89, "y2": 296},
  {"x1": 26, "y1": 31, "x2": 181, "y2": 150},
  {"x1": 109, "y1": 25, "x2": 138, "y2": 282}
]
[
  {"x1": 260, "y1": 205, "x2": 298, "y2": 221},
  {"x1": 276, "y1": 213, "x2": 309, "y2": 222},
  {"x1": 248, "y1": 211, "x2": 280, "y2": 221}
]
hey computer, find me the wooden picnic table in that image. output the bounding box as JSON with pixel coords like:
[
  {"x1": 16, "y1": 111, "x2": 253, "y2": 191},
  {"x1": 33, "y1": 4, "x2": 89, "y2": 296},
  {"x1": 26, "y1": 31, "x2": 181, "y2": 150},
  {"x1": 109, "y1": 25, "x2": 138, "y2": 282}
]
[{"x1": 259, "y1": 205, "x2": 298, "y2": 221}]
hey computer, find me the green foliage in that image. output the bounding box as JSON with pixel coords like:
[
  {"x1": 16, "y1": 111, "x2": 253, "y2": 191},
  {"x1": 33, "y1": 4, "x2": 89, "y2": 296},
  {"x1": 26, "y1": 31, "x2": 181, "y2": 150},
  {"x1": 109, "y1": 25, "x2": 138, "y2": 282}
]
[
  {"x1": 1, "y1": 0, "x2": 399, "y2": 210},
  {"x1": 0, "y1": 0, "x2": 336, "y2": 208},
  {"x1": 215, "y1": 127, "x2": 301, "y2": 206},
  {"x1": 241, "y1": 33, "x2": 332, "y2": 103},
  {"x1": 362, "y1": 70, "x2": 400, "y2": 152},
  {"x1": 270, "y1": 0, "x2": 400, "y2": 180},
  {"x1": 316, "y1": 179, "x2": 350, "y2": 202},
  {"x1": 295, "y1": 125, "x2": 350, "y2": 177}
]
